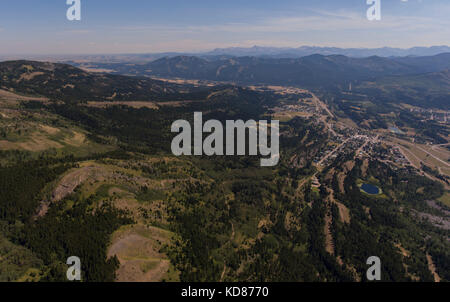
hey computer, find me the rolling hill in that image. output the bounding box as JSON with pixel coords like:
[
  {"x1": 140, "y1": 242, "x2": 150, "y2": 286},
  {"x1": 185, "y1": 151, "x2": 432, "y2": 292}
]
[
  {"x1": 0, "y1": 60, "x2": 204, "y2": 102},
  {"x1": 356, "y1": 69, "x2": 450, "y2": 109}
]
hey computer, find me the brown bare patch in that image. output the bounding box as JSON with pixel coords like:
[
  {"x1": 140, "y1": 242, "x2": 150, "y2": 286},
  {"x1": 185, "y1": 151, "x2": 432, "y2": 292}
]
[
  {"x1": 40, "y1": 125, "x2": 60, "y2": 135},
  {"x1": 86, "y1": 101, "x2": 158, "y2": 109},
  {"x1": 344, "y1": 160, "x2": 355, "y2": 173},
  {"x1": 363, "y1": 206, "x2": 372, "y2": 219},
  {"x1": 0, "y1": 89, "x2": 48, "y2": 102},
  {"x1": 337, "y1": 172, "x2": 346, "y2": 193},
  {"x1": 0, "y1": 134, "x2": 63, "y2": 152},
  {"x1": 108, "y1": 225, "x2": 174, "y2": 282},
  {"x1": 328, "y1": 186, "x2": 350, "y2": 224},
  {"x1": 63, "y1": 131, "x2": 86, "y2": 146},
  {"x1": 51, "y1": 166, "x2": 104, "y2": 202},
  {"x1": 335, "y1": 201, "x2": 350, "y2": 224},
  {"x1": 361, "y1": 159, "x2": 369, "y2": 178},
  {"x1": 80, "y1": 67, "x2": 116, "y2": 73},
  {"x1": 17, "y1": 72, "x2": 45, "y2": 82},
  {"x1": 426, "y1": 254, "x2": 441, "y2": 282}
]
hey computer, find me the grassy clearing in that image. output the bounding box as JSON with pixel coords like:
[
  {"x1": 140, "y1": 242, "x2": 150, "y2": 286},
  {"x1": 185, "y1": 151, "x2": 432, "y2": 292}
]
[
  {"x1": 140, "y1": 260, "x2": 161, "y2": 273},
  {"x1": 136, "y1": 188, "x2": 166, "y2": 203},
  {"x1": 0, "y1": 102, "x2": 116, "y2": 158},
  {"x1": 15, "y1": 268, "x2": 41, "y2": 282},
  {"x1": 437, "y1": 192, "x2": 450, "y2": 207},
  {"x1": 0, "y1": 234, "x2": 43, "y2": 282},
  {"x1": 272, "y1": 111, "x2": 312, "y2": 122},
  {"x1": 392, "y1": 138, "x2": 450, "y2": 178},
  {"x1": 107, "y1": 224, "x2": 178, "y2": 282}
]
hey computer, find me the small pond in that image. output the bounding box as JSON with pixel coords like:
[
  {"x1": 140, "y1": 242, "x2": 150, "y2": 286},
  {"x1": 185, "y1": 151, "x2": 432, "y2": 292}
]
[
  {"x1": 361, "y1": 183, "x2": 380, "y2": 195},
  {"x1": 388, "y1": 126, "x2": 404, "y2": 134}
]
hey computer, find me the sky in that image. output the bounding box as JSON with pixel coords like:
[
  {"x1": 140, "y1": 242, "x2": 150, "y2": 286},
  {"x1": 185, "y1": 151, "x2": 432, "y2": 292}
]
[{"x1": 0, "y1": 0, "x2": 449, "y2": 55}]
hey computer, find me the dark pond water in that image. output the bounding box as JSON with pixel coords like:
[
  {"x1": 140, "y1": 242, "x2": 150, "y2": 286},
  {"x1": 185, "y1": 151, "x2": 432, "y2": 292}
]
[
  {"x1": 389, "y1": 126, "x2": 404, "y2": 134},
  {"x1": 361, "y1": 183, "x2": 380, "y2": 195}
]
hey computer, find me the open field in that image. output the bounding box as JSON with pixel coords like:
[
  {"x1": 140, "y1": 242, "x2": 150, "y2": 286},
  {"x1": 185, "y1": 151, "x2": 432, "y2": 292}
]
[
  {"x1": 438, "y1": 192, "x2": 450, "y2": 207},
  {"x1": 0, "y1": 96, "x2": 115, "y2": 157},
  {"x1": 272, "y1": 111, "x2": 313, "y2": 122},
  {"x1": 107, "y1": 224, "x2": 178, "y2": 282},
  {"x1": 389, "y1": 137, "x2": 450, "y2": 178},
  {"x1": 0, "y1": 89, "x2": 48, "y2": 103}
]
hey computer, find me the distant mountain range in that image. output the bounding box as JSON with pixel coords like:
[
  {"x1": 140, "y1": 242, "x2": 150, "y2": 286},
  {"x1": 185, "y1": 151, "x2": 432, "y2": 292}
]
[
  {"x1": 203, "y1": 46, "x2": 450, "y2": 58},
  {"x1": 62, "y1": 52, "x2": 450, "y2": 109},
  {"x1": 2, "y1": 52, "x2": 448, "y2": 109},
  {"x1": 2, "y1": 46, "x2": 449, "y2": 64},
  {"x1": 70, "y1": 53, "x2": 450, "y2": 89}
]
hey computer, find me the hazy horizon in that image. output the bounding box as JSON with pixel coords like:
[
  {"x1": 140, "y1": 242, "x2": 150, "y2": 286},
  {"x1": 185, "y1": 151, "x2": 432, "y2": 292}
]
[
  {"x1": 1, "y1": 0, "x2": 450, "y2": 55},
  {"x1": 1, "y1": 44, "x2": 450, "y2": 58}
]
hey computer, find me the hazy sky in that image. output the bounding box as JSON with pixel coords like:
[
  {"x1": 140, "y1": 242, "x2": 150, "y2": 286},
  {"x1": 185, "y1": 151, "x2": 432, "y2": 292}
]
[{"x1": 0, "y1": 0, "x2": 449, "y2": 54}]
